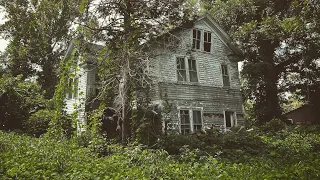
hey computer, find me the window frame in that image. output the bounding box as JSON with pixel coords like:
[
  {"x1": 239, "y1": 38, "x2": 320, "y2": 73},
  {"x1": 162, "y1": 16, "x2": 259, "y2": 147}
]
[
  {"x1": 221, "y1": 64, "x2": 230, "y2": 87},
  {"x1": 178, "y1": 107, "x2": 204, "y2": 134},
  {"x1": 192, "y1": 29, "x2": 201, "y2": 50},
  {"x1": 191, "y1": 29, "x2": 212, "y2": 53},
  {"x1": 176, "y1": 55, "x2": 199, "y2": 83},
  {"x1": 176, "y1": 56, "x2": 187, "y2": 82},
  {"x1": 224, "y1": 111, "x2": 237, "y2": 129},
  {"x1": 203, "y1": 31, "x2": 212, "y2": 53},
  {"x1": 67, "y1": 77, "x2": 79, "y2": 99}
]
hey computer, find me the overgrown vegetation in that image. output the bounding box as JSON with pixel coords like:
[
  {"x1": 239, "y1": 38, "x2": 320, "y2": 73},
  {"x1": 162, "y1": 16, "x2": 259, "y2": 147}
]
[{"x1": 1, "y1": 124, "x2": 320, "y2": 179}]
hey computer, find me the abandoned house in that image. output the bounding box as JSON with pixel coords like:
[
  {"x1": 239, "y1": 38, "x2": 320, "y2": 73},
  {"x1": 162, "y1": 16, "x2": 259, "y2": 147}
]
[{"x1": 65, "y1": 14, "x2": 244, "y2": 134}]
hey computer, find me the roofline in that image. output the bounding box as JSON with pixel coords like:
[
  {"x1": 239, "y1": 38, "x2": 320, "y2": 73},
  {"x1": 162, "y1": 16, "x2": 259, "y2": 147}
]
[{"x1": 283, "y1": 104, "x2": 310, "y2": 115}]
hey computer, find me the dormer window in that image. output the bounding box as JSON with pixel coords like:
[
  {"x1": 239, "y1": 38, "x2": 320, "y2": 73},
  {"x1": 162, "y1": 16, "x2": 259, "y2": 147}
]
[
  {"x1": 192, "y1": 29, "x2": 201, "y2": 50},
  {"x1": 204, "y1": 32, "x2": 211, "y2": 52}
]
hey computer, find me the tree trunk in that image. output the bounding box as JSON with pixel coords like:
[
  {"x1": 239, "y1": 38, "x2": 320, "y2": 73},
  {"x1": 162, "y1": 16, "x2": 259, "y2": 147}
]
[{"x1": 121, "y1": 66, "x2": 131, "y2": 144}]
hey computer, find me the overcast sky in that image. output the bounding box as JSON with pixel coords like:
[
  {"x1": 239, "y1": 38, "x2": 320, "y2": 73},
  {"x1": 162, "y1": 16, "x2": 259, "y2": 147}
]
[{"x1": 0, "y1": 9, "x2": 8, "y2": 52}]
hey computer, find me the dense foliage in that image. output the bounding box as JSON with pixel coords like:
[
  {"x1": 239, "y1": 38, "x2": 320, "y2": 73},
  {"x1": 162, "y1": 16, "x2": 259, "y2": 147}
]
[
  {"x1": 0, "y1": 0, "x2": 79, "y2": 98},
  {"x1": 202, "y1": 0, "x2": 320, "y2": 124},
  {"x1": 1, "y1": 125, "x2": 320, "y2": 179},
  {"x1": 0, "y1": 75, "x2": 45, "y2": 131}
]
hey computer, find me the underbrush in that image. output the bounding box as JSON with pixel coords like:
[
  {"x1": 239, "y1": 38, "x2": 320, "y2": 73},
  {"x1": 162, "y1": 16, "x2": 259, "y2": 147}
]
[{"x1": 1, "y1": 125, "x2": 320, "y2": 179}]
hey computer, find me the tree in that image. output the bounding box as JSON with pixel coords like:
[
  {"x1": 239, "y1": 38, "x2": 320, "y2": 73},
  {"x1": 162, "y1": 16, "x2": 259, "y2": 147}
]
[
  {"x1": 79, "y1": 0, "x2": 193, "y2": 143},
  {"x1": 202, "y1": 0, "x2": 320, "y2": 124},
  {"x1": 0, "y1": 0, "x2": 79, "y2": 98},
  {"x1": 0, "y1": 75, "x2": 45, "y2": 130}
]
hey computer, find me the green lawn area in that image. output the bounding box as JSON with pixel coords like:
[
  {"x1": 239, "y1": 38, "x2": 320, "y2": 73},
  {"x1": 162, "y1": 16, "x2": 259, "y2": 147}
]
[{"x1": 1, "y1": 126, "x2": 320, "y2": 179}]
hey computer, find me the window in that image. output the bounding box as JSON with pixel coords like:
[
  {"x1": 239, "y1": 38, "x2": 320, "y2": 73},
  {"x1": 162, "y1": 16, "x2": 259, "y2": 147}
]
[
  {"x1": 180, "y1": 110, "x2": 190, "y2": 134},
  {"x1": 179, "y1": 109, "x2": 203, "y2": 134},
  {"x1": 177, "y1": 57, "x2": 187, "y2": 81},
  {"x1": 188, "y1": 59, "x2": 198, "y2": 82},
  {"x1": 193, "y1": 110, "x2": 202, "y2": 132},
  {"x1": 203, "y1": 32, "x2": 211, "y2": 52},
  {"x1": 225, "y1": 111, "x2": 236, "y2": 128},
  {"x1": 221, "y1": 64, "x2": 230, "y2": 87},
  {"x1": 176, "y1": 57, "x2": 198, "y2": 82},
  {"x1": 67, "y1": 78, "x2": 78, "y2": 99},
  {"x1": 192, "y1": 29, "x2": 201, "y2": 50}
]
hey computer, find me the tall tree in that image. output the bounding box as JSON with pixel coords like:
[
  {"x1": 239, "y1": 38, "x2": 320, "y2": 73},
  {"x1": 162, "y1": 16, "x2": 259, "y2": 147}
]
[
  {"x1": 202, "y1": 0, "x2": 320, "y2": 124},
  {"x1": 79, "y1": 0, "x2": 192, "y2": 142},
  {"x1": 0, "y1": 0, "x2": 79, "y2": 98}
]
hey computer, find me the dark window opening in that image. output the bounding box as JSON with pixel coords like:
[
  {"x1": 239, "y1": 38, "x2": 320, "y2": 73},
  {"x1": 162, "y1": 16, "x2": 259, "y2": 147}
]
[{"x1": 204, "y1": 32, "x2": 211, "y2": 52}]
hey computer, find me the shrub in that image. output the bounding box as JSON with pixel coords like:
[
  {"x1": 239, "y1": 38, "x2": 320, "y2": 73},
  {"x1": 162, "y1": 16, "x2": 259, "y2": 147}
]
[
  {"x1": 261, "y1": 118, "x2": 286, "y2": 132},
  {"x1": 0, "y1": 75, "x2": 46, "y2": 131},
  {"x1": 23, "y1": 109, "x2": 74, "y2": 137}
]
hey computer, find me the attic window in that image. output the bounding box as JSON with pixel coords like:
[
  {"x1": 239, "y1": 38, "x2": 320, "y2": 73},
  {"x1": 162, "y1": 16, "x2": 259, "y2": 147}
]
[
  {"x1": 204, "y1": 32, "x2": 211, "y2": 52},
  {"x1": 192, "y1": 29, "x2": 201, "y2": 50}
]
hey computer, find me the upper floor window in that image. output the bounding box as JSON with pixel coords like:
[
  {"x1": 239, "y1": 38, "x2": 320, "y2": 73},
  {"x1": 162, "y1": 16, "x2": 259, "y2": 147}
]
[
  {"x1": 177, "y1": 57, "x2": 187, "y2": 81},
  {"x1": 221, "y1": 64, "x2": 230, "y2": 87},
  {"x1": 188, "y1": 59, "x2": 198, "y2": 82},
  {"x1": 192, "y1": 29, "x2": 201, "y2": 50},
  {"x1": 204, "y1": 32, "x2": 212, "y2": 52},
  {"x1": 67, "y1": 78, "x2": 78, "y2": 99},
  {"x1": 179, "y1": 109, "x2": 203, "y2": 134},
  {"x1": 192, "y1": 29, "x2": 212, "y2": 52},
  {"x1": 176, "y1": 57, "x2": 198, "y2": 82}
]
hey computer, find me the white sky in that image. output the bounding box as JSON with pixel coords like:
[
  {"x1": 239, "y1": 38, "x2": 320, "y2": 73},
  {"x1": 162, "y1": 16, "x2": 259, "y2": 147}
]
[{"x1": 0, "y1": 9, "x2": 8, "y2": 52}]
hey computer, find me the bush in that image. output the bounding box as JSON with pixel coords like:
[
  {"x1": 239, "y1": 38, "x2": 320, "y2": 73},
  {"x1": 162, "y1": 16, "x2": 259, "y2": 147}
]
[
  {"x1": 261, "y1": 118, "x2": 286, "y2": 132},
  {"x1": 23, "y1": 109, "x2": 74, "y2": 137},
  {"x1": 0, "y1": 75, "x2": 46, "y2": 131}
]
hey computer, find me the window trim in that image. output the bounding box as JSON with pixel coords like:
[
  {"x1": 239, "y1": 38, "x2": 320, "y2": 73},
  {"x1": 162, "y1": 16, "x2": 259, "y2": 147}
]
[{"x1": 178, "y1": 107, "x2": 204, "y2": 134}]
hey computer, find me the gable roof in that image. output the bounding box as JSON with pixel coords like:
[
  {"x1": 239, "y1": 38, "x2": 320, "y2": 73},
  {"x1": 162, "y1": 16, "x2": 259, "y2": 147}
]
[{"x1": 196, "y1": 14, "x2": 243, "y2": 58}]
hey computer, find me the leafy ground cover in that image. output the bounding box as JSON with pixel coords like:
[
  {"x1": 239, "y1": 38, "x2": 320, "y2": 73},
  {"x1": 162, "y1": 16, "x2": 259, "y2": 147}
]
[{"x1": 1, "y1": 125, "x2": 320, "y2": 179}]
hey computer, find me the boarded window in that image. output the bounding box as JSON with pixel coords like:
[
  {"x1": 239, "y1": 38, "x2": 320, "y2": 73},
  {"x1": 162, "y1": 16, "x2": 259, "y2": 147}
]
[
  {"x1": 221, "y1": 64, "x2": 230, "y2": 87},
  {"x1": 193, "y1": 110, "x2": 202, "y2": 132},
  {"x1": 180, "y1": 110, "x2": 190, "y2": 134},
  {"x1": 177, "y1": 57, "x2": 187, "y2": 81},
  {"x1": 192, "y1": 29, "x2": 201, "y2": 50},
  {"x1": 188, "y1": 59, "x2": 198, "y2": 82},
  {"x1": 203, "y1": 32, "x2": 211, "y2": 52}
]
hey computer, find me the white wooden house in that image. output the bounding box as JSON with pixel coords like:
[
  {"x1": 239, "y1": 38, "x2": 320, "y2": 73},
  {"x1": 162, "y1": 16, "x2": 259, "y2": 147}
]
[{"x1": 66, "y1": 14, "x2": 244, "y2": 133}]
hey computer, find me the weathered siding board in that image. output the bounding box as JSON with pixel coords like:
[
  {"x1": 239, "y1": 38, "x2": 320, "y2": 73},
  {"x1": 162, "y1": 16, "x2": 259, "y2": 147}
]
[{"x1": 159, "y1": 83, "x2": 242, "y2": 107}]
